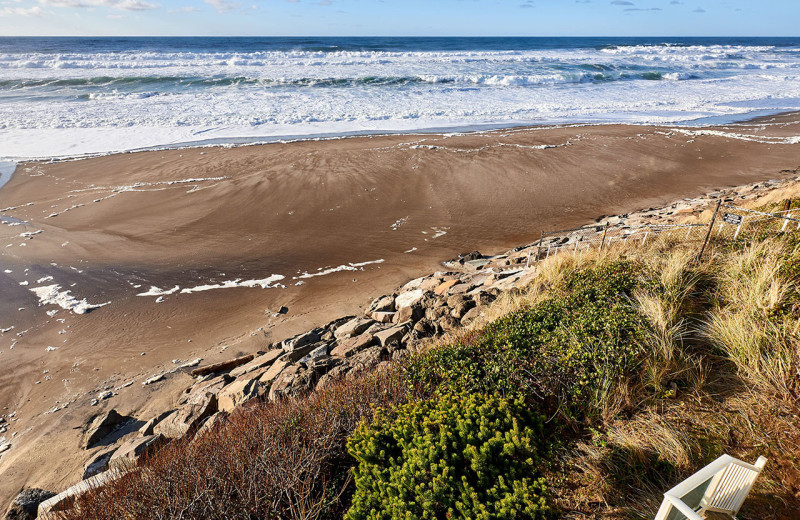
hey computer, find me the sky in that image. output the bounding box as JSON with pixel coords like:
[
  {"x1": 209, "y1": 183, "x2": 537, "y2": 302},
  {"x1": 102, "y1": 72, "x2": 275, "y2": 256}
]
[{"x1": 0, "y1": 0, "x2": 798, "y2": 37}]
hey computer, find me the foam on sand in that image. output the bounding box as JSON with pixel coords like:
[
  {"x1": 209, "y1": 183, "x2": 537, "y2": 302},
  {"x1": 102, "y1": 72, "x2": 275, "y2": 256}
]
[
  {"x1": 295, "y1": 259, "x2": 384, "y2": 280},
  {"x1": 136, "y1": 276, "x2": 286, "y2": 297},
  {"x1": 30, "y1": 284, "x2": 109, "y2": 314}
]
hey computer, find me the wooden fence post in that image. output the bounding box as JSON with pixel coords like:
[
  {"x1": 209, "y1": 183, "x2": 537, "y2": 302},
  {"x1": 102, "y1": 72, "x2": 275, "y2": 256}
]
[
  {"x1": 697, "y1": 199, "x2": 722, "y2": 262},
  {"x1": 600, "y1": 222, "x2": 609, "y2": 251},
  {"x1": 536, "y1": 230, "x2": 544, "y2": 263}
]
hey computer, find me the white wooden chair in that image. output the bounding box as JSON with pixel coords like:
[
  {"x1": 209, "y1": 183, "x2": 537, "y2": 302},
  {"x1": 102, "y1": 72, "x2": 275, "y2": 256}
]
[{"x1": 654, "y1": 454, "x2": 767, "y2": 520}]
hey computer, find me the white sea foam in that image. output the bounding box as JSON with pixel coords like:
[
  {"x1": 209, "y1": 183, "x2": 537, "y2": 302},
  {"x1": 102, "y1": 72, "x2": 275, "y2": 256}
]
[
  {"x1": 137, "y1": 285, "x2": 180, "y2": 297},
  {"x1": 1, "y1": 44, "x2": 799, "y2": 162},
  {"x1": 30, "y1": 284, "x2": 109, "y2": 314},
  {"x1": 295, "y1": 259, "x2": 384, "y2": 279},
  {"x1": 178, "y1": 275, "x2": 285, "y2": 294}
]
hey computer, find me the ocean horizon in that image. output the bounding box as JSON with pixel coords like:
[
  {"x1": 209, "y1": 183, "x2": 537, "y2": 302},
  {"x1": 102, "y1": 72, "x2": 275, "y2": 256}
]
[{"x1": 1, "y1": 36, "x2": 800, "y2": 161}]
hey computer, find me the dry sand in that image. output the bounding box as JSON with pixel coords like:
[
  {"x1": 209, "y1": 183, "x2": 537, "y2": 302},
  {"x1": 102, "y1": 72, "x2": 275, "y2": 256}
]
[{"x1": 1, "y1": 112, "x2": 800, "y2": 506}]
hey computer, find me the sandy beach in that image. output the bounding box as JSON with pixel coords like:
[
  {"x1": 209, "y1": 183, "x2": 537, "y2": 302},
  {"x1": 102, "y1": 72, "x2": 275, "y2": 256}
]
[{"x1": 1, "y1": 112, "x2": 800, "y2": 504}]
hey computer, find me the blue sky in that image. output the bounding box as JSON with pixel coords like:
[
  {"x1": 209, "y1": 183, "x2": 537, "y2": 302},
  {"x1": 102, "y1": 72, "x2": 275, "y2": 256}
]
[{"x1": 0, "y1": 0, "x2": 798, "y2": 37}]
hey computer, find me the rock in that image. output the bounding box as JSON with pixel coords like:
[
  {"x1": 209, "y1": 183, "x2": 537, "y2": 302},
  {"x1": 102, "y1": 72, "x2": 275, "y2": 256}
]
[
  {"x1": 400, "y1": 276, "x2": 427, "y2": 292},
  {"x1": 38, "y1": 469, "x2": 124, "y2": 518},
  {"x1": 394, "y1": 304, "x2": 422, "y2": 324},
  {"x1": 367, "y1": 294, "x2": 395, "y2": 314},
  {"x1": 282, "y1": 328, "x2": 323, "y2": 352},
  {"x1": 450, "y1": 299, "x2": 476, "y2": 320},
  {"x1": 82, "y1": 409, "x2": 126, "y2": 449},
  {"x1": 142, "y1": 373, "x2": 165, "y2": 386},
  {"x1": 268, "y1": 365, "x2": 314, "y2": 401},
  {"x1": 154, "y1": 394, "x2": 217, "y2": 438},
  {"x1": 217, "y1": 377, "x2": 266, "y2": 413},
  {"x1": 425, "y1": 305, "x2": 450, "y2": 322},
  {"x1": 180, "y1": 374, "x2": 231, "y2": 406},
  {"x1": 447, "y1": 283, "x2": 472, "y2": 295},
  {"x1": 434, "y1": 279, "x2": 458, "y2": 296},
  {"x1": 460, "y1": 306, "x2": 481, "y2": 325},
  {"x1": 374, "y1": 325, "x2": 406, "y2": 347},
  {"x1": 371, "y1": 311, "x2": 396, "y2": 323},
  {"x1": 190, "y1": 354, "x2": 255, "y2": 377},
  {"x1": 192, "y1": 412, "x2": 227, "y2": 441},
  {"x1": 138, "y1": 410, "x2": 174, "y2": 436},
  {"x1": 334, "y1": 317, "x2": 375, "y2": 340},
  {"x1": 395, "y1": 289, "x2": 424, "y2": 309},
  {"x1": 330, "y1": 333, "x2": 376, "y2": 357},
  {"x1": 308, "y1": 355, "x2": 343, "y2": 375},
  {"x1": 82, "y1": 447, "x2": 116, "y2": 479},
  {"x1": 229, "y1": 349, "x2": 283, "y2": 378},
  {"x1": 108, "y1": 434, "x2": 165, "y2": 470},
  {"x1": 4, "y1": 488, "x2": 55, "y2": 520},
  {"x1": 438, "y1": 316, "x2": 461, "y2": 333},
  {"x1": 413, "y1": 319, "x2": 436, "y2": 337},
  {"x1": 298, "y1": 344, "x2": 330, "y2": 365},
  {"x1": 316, "y1": 364, "x2": 350, "y2": 390},
  {"x1": 348, "y1": 346, "x2": 387, "y2": 374},
  {"x1": 259, "y1": 359, "x2": 289, "y2": 387},
  {"x1": 280, "y1": 341, "x2": 324, "y2": 363}
]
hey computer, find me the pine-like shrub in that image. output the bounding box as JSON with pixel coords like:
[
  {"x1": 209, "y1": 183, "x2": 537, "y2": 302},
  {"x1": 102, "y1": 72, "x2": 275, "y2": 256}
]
[
  {"x1": 346, "y1": 393, "x2": 555, "y2": 520},
  {"x1": 405, "y1": 261, "x2": 648, "y2": 418}
]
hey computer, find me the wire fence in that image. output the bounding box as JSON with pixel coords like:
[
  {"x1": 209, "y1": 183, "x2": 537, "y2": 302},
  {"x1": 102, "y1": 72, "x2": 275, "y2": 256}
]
[{"x1": 526, "y1": 198, "x2": 800, "y2": 266}]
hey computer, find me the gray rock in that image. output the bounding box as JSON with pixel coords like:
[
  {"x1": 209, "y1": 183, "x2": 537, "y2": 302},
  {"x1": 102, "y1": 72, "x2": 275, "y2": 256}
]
[
  {"x1": 217, "y1": 376, "x2": 266, "y2": 413},
  {"x1": 370, "y1": 311, "x2": 396, "y2": 324},
  {"x1": 395, "y1": 289, "x2": 424, "y2": 309},
  {"x1": 82, "y1": 409, "x2": 126, "y2": 449},
  {"x1": 330, "y1": 333, "x2": 376, "y2": 357},
  {"x1": 450, "y1": 299, "x2": 476, "y2": 320},
  {"x1": 108, "y1": 435, "x2": 165, "y2": 470},
  {"x1": 349, "y1": 346, "x2": 387, "y2": 373},
  {"x1": 367, "y1": 294, "x2": 395, "y2": 314},
  {"x1": 154, "y1": 394, "x2": 217, "y2": 438},
  {"x1": 298, "y1": 344, "x2": 331, "y2": 365},
  {"x1": 375, "y1": 325, "x2": 406, "y2": 347},
  {"x1": 334, "y1": 317, "x2": 375, "y2": 340},
  {"x1": 5, "y1": 488, "x2": 55, "y2": 520},
  {"x1": 180, "y1": 374, "x2": 231, "y2": 406},
  {"x1": 268, "y1": 365, "x2": 314, "y2": 401},
  {"x1": 394, "y1": 304, "x2": 422, "y2": 324},
  {"x1": 138, "y1": 410, "x2": 174, "y2": 436},
  {"x1": 82, "y1": 447, "x2": 116, "y2": 479},
  {"x1": 282, "y1": 328, "x2": 323, "y2": 352},
  {"x1": 280, "y1": 341, "x2": 324, "y2": 363},
  {"x1": 229, "y1": 349, "x2": 283, "y2": 378}
]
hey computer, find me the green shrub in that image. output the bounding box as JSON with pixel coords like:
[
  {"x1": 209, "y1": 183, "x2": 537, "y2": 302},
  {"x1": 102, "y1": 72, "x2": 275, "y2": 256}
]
[
  {"x1": 405, "y1": 261, "x2": 649, "y2": 418},
  {"x1": 346, "y1": 393, "x2": 554, "y2": 520}
]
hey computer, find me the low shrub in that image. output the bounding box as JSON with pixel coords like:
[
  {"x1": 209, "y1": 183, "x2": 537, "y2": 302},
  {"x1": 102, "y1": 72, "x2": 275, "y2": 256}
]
[
  {"x1": 346, "y1": 393, "x2": 555, "y2": 520},
  {"x1": 405, "y1": 261, "x2": 649, "y2": 419}
]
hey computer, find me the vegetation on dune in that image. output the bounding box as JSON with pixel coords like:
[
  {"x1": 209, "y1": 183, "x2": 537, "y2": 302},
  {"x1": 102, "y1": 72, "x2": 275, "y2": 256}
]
[
  {"x1": 60, "y1": 216, "x2": 800, "y2": 520},
  {"x1": 347, "y1": 393, "x2": 553, "y2": 520}
]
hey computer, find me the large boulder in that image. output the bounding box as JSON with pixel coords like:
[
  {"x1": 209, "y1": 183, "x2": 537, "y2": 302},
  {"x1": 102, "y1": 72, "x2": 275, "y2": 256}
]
[
  {"x1": 348, "y1": 346, "x2": 387, "y2": 375},
  {"x1": 334, "y1": 317, "x2": 375, "y2": 340},
  {"x1": 268, "y1": 365, "x2": 315, "y2": 402},
  {"x1": 330, "y1": 333, "x2": 376, "y2": 357},
  {"x1": 282, "y1": 328, "x2": 323, "y2": 352},
  {"x1": 108, "y1": 434, "x2": 165, "y2": 470},
  {"x1": 375, "y1": 325, "x2": 406, "y2": 347},
  {"x1": 180, "y1": 374, "x2": 231, "y2": 406},
  {"x1": 82, "y1": 409, "x2": 126, "y2": 449},
  {"x1": 259, "y1": 359, "x2": 289, "y2": 387},
  {"x1": 38, "y1": 469, "x2": 124, "y2": 518},
  {"x1": 217, "y1": 377, "x2": 266, "y2": 413},
  {"x1": 229, "y1": 349, "x2": 283, "y2": 378},
  {"x1": 281, "y1": 341, "x2": 324, "y2": 363},
  {"x1": 370, "y1": 311, "x2": 396, "y2": 324},
  {"x1": 82, "y1": 447, "x2": 117, "y2": 479},
  {"x1": 367, "y1": 295, "x2": 395, "y2": 314},
  {"x1": 4, "y1": 488, "x2": 55, "y2": 520},
  {"x1": 395, "y1": 289, "x2": 424, "y2": 310},
  {"x1": 154, "y1": 394, "x2": 217, "y2": 438}
]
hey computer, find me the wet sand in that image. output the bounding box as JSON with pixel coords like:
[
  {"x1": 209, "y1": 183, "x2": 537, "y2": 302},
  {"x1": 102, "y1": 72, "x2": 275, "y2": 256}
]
[{"x1": 1, "y1": 112, "x2": 800, "y2": 505}]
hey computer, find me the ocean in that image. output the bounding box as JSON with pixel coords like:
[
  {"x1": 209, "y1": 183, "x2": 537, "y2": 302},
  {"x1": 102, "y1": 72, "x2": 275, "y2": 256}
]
[{"x1": 1, "y1": 36, "x2": 800, "y2": 161}]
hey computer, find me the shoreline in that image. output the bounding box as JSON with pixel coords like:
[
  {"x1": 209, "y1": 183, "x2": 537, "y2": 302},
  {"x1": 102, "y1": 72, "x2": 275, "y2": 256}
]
[
  {"x1": 1, "y1": 112, "x2": 800, "y2": 506},
  {"x1": 2, "y1": 108, "x2": 798, "y2": 173}
]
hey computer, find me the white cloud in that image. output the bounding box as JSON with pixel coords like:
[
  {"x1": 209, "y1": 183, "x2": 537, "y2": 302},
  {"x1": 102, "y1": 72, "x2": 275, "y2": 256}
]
[
  {"x1": 38, "y1": 0, "x2": 158, "y2": 10},
  {"x1": 203, "y1": 0, "x2": 237, "y2": 12},
  {"x1": 1, "y1": 4, "x2": 43, "y2": 14}
]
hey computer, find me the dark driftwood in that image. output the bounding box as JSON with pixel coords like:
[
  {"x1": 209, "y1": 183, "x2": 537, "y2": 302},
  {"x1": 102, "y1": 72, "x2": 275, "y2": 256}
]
[{"x1": 190, "y1": 354, "x2": 255, "y2": 377}]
